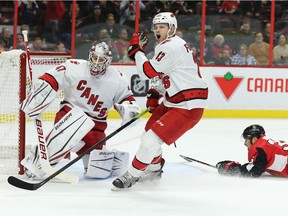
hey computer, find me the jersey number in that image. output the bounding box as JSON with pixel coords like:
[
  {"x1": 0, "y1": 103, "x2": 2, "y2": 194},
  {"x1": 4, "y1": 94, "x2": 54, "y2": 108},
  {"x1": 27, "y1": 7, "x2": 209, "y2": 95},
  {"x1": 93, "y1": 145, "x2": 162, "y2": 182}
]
[
  {"x1": 155, "y1": 52, "x2": 165, "y2": 62},
  {"x1": 267, "y1": 138, "x2": 288, "y2": 151}
]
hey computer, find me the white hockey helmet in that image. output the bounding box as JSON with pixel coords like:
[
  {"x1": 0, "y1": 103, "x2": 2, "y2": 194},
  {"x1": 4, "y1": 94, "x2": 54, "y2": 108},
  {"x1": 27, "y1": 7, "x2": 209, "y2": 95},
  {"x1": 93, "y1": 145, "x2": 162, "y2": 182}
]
[
  {"x1": 152, "y1": 12, "x2": 178, "y2": 36},
  {"x1": 88, "y1": 42, "x2": 112, "y2": 77}
]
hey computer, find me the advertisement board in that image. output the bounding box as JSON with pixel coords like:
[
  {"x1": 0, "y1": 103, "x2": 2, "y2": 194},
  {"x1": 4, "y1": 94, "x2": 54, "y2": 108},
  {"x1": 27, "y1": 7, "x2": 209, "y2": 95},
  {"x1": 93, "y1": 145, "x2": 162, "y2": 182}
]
[{"x1": 114, "y1": 65, "x2": 288, "y2": 118}]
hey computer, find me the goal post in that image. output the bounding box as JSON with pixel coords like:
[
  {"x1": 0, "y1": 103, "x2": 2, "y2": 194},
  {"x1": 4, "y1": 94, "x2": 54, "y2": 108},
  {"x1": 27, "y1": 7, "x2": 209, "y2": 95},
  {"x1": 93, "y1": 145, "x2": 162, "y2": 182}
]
[{"x1": 0, "y1": 50, "x2": 70, "y2": 175}]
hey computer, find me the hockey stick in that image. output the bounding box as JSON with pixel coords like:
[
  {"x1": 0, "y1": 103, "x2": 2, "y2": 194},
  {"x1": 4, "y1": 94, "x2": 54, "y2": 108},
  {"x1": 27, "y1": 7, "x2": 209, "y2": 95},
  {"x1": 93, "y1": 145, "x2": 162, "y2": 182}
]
[
  {"x1": 21, "y1": 30, "x2": 78, "y2": 183},
  {"x1": 8, "y1": 108, "x2": 149, "y2": 190},
  {"x1": 180, "y1": 155, "x2": 217, "y2": 169}
]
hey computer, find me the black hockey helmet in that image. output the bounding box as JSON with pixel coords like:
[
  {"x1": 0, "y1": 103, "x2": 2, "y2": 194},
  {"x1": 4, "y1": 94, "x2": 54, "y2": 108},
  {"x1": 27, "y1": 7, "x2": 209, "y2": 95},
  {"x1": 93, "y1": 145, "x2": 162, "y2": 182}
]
[{"x1": 242, "y1": 124, "x2": 265, "y2": 141}]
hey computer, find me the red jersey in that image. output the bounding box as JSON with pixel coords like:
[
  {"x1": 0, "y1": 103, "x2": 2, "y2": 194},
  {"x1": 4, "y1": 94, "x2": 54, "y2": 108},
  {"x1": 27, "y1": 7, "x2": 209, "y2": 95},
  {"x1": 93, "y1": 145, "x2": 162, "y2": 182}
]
[{"x1": 248, "y1": 135, "x2": 288, "y2": 177}]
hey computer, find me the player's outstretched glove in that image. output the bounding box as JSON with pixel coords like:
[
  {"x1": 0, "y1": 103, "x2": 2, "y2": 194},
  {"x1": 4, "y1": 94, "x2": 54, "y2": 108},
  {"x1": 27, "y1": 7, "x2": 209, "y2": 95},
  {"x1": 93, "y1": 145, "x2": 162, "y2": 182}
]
[
  {"x1": 216, "y1": 160, "x2": 242, "y2": 176},
  {"x1": 146, "y1": 88, "x2": 161, "y2": 113},
  {"x1": 128, "y1": 32, "x2": 147, "y2": 61},
  {"x1": 138, "y1": 31, "x2": 149, "y2": 50}
]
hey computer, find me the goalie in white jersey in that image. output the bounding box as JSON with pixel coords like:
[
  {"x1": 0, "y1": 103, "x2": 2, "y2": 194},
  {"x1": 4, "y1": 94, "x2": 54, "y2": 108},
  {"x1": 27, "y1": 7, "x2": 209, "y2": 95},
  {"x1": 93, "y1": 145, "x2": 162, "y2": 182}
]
[
  {"x1": 20, "y1": 42, "x2": 141, "y2": 180},
  {"x1": 112, "y1": 12, "x2": 208, "y2": 189}
]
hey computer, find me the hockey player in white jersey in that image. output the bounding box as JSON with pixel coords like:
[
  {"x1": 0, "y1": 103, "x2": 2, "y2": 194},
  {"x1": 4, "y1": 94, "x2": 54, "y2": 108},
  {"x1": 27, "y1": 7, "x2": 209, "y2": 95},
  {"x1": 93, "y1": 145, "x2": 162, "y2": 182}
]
[
  {"x1": 20, "y1": 41, "x2": 141, "y2": 180},
  {"x1": 112, "y1": 12, "x2": 208, "y2": 189}
]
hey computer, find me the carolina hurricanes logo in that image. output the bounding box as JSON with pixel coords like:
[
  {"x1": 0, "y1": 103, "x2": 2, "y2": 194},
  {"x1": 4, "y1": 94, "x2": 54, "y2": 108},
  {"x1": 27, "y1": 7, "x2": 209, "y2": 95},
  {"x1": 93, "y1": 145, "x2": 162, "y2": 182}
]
[{"x1": 214, "y1": 72, "x2": 243, "y2": 100}]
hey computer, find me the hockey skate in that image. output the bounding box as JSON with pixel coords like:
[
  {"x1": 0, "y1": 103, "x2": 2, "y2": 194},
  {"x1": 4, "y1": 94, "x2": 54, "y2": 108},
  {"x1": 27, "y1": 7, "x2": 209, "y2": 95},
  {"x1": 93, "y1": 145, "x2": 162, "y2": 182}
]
[
  {"x1": 112, "y1": 171, "x2": 139, "y2": 190},
  {"x1": 138, "y1": 158, "x2": 165, "y2": 183},
  {"x1": 21, "y1": 146, "x2": 46, "y2": 180}
]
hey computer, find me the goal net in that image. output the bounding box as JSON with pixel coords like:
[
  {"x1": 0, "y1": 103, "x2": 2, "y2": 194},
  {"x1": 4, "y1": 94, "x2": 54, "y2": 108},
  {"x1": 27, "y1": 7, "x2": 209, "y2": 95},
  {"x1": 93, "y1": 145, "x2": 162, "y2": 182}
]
[{"x1": 0, "y1": 50, "x2": 70, "y2": 175}]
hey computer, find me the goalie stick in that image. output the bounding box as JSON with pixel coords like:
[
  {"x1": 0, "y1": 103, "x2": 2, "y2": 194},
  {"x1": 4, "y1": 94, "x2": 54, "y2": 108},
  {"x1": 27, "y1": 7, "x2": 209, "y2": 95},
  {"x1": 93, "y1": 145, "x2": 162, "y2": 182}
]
[
  {"x1": 21, "y1": 30, "x2": 78, "y2": 183},
  {"x1": 8, "y1": 108, "x2": 149, "y2": 191},
  {"x1": 180, "y1": 155, "x2": 216, "y2": 169}
]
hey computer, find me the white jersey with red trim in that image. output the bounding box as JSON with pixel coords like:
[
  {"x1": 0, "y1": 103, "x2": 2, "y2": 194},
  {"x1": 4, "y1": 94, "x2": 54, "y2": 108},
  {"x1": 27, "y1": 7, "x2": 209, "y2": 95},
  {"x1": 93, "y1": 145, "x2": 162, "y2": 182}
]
[
  {"x1": 135, "y1": 35, "x2": 208, "y2": 110},
  {"x1": 40, "y1": 59, "x2": 134, "y2": 120}
]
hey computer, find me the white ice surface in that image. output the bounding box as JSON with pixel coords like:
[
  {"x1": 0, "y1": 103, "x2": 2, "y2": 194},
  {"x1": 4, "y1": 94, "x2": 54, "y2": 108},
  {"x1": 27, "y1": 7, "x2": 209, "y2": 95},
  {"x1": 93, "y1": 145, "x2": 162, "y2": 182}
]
[{"x1": 1, "y1": 118, "x2": 288, "y2": 216}]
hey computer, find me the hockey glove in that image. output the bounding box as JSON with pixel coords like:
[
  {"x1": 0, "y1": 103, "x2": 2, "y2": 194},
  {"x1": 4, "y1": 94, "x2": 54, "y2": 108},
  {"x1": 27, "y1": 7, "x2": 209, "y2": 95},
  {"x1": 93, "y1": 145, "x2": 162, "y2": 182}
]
[
  {"x1": 146, "y1": 88, "x2": 162, "y2": 113},
  {"x1": 128, "y1": 33, "x2": 145, "y2": 61},
  {"x1": 216, "y1": 160, "x2": 241, "y2": 176},
  {"x1": 115, "y1": 101, "x2": 141, "y2": 126},
  {"x1": 138, "y1": 31, "x2": 149, "y2": 50}
]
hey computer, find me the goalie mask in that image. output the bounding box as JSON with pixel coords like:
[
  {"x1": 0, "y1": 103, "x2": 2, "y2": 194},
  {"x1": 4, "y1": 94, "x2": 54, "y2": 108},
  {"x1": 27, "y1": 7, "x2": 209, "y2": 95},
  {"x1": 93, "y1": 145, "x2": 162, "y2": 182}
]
[
  {"x1": 88, "y1": 42, "x2": 112, "y2": 77},
  {"x1": 242, "y1": 124, "x2": 265, "y2": 141},
  {"x1": 151, "y1": 12, "x2": 178, "y2": 39}
]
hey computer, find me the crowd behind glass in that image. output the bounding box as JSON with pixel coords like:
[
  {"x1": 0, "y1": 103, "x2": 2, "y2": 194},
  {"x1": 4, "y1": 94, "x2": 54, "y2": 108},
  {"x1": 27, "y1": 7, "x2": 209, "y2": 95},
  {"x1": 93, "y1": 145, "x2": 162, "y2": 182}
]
[{"x1": 0, "y1": 0, "x2": 288, "y2": 66}]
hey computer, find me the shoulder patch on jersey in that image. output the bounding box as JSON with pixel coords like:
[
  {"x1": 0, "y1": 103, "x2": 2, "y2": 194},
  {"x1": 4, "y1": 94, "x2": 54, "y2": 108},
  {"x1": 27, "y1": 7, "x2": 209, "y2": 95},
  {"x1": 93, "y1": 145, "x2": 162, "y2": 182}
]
[{"x1": 69, "y1": 60, "x2": 80, "y2": 65}]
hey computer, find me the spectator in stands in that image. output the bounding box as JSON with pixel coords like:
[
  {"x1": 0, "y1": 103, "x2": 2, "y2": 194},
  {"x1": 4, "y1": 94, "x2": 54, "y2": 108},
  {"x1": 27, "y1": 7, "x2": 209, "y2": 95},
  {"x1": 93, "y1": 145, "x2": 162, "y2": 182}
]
[
  {"x1": 82, "y1": 4, "x2": 106, "y2": 26},
  {"x1": 16, "y1": 33, "x2": 25, "y2": 50},
  {"x1": 0, "y1": 27, "x2": 13, "y2": 50},
  {"x1": 214, "y1": 48, "x2": 232, "y2": 65},
  {"x1": 54, "y1": 41, "x2": 69, "y2": 53},
  {"x1": 231, "y1": 44, "x2": 257, "y2": 65},
  {"x1": 231, "y1": 20, "x2": 255, "y2": 54},
  {"x1": 30, "y1": 36, "x2": 44, "y2": 52},
  {"x1": 98, "y1": 27, "x2": 111, "y2": 44},
  {"x1": 273, "y1": 33, "x2": 288, "y2": 66},
  {"x1": 18, "y1": 0, "x2": 39, "y2": 29},
  {"x1": 262, "y1": 22, "x2": 271, "y2": 44},
  {"x1": 43, "y1": 1, "x2": 66, "y2": 43},
  {"x1": 211, "y1": 34, "x2": 232, "y2": 63},
  {"x1": 248, "y1": 32, "x2": 270, "y2": 65},
  {"x1": 239, "y1": 1, "x2": 261, "y2": 18},
  {"x1": 113, "y1": 27, "x2": 131, "y2": 63},
  {"x1": 191, "y1": 45, "x2": 202, "y2": 64},
  {"x1": 190, "y1": 30, "x2": 214, "y2": 64},
  {"x1": 104, "y1": 13, "x2": 118, "y2": 39},
  {"x1": 219, "y1": 0, "x2": 239, "y2": 15},
  {"x1": 119, "y1": 1, "x2": 146, "y2": 26},
  {"x1": 170, "y1": 0, "x2": 193, "y2": 15},
  {"x1": 98, "y1": 0, "x2": 120, "y2": 23},
  {"x1": 61, "y1": 2, "x2": 85, "y2": 50}
]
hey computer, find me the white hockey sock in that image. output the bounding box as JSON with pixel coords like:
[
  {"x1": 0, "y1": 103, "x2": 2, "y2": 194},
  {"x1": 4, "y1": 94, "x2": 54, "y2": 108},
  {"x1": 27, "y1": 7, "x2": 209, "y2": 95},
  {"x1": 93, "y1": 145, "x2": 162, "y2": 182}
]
[{"x1": 129, "y1": 130, "x2": 162, "y2": 177}]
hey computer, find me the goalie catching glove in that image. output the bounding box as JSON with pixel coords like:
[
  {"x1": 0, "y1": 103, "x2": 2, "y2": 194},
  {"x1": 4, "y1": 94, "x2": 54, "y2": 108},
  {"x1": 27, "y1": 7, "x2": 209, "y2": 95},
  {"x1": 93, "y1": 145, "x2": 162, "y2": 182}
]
[
  {"x1": 128, "y1": 32, "x2": 149, "y2": 61},
  {"x1": 216, "y1": 160, "x2": 242, "y2": 176},
  {"x1": 115, "y1": 101, "x2": 141, "y2": 126}
]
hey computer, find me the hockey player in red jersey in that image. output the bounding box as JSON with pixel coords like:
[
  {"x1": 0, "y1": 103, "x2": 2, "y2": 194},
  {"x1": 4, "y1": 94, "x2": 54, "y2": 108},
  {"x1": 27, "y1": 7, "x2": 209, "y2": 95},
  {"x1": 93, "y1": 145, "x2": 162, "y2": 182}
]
[
  {"x1": 217, "y1": 124, "x2": 288, "y2": 177},
  {"x1": 112, "y1": 12, "x2": 208, "y2": 189},
  {"x1": 20, "y1": 41, "x2": 141, "y2": 180}
]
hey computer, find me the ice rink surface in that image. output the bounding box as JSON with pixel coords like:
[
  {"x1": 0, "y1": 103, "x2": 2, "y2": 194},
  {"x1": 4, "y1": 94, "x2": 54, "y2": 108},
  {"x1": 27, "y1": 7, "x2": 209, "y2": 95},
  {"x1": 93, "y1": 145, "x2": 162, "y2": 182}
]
[{"x1": 1, "y1": 117, "x2": 287, "y2": 216}]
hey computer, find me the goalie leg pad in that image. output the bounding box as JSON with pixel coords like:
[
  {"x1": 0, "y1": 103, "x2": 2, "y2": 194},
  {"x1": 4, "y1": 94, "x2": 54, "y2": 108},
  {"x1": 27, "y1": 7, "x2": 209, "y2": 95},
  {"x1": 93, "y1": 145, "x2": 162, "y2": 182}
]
[
  {"x1": 21, "y1": 107, "x2": 93, "y2": 179},
  {"x1": 84, "y1": 149, "x2": 130, "y2": 178},
  {"x1": 84, "y1": 149, "x2": 115, "y2": 179},
  {"x1": 47, "y1": 106, "x2": 94, "y2": 165},
  {"x1": 111, "y1": 150, "x2": 130, "y2": 177}
]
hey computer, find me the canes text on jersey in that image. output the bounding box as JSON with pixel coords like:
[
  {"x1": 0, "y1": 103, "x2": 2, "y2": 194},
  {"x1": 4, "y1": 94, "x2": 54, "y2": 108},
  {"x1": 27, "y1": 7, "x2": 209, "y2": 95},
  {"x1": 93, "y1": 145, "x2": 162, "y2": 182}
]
[{"x1": 77, "y1": 80, "x2": 107, "y2": 117}]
